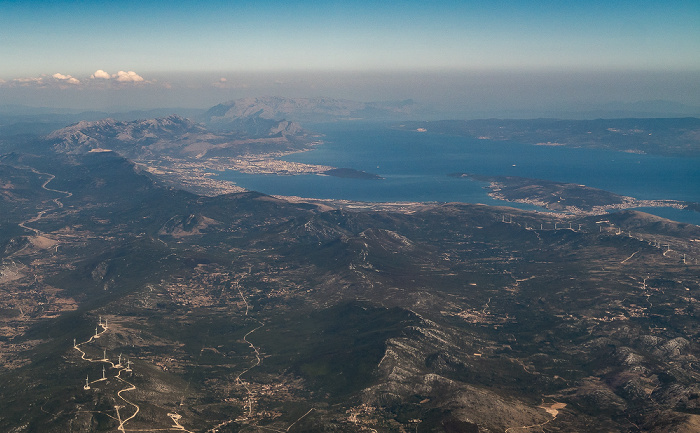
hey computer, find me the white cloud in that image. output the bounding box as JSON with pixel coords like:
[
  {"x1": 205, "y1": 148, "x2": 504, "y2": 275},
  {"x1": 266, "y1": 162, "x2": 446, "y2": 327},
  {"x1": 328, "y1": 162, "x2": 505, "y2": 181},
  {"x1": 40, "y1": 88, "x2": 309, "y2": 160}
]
[
  {"x1": 113, "y1": 70, "x2": 144, "y2": 82},
  {"x1": 12, "y1": 76, "x2": 44, "y2": 86},
  {"x1": 52, "y1": 73, "x2": 80, "y2": 84},
  {"x1": 15, "y1": 77, "x2": 44, "y2": 82},
  {"x1": 91, "y1": 69, "x2": 111, "y2": 79},
  {"x1": 1, "y1": 70, "x2": 148, "y2": 88}
]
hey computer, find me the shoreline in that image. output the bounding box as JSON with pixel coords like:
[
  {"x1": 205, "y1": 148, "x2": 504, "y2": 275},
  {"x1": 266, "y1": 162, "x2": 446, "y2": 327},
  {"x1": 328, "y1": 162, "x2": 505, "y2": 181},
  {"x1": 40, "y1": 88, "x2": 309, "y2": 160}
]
[{"x1": 137, "y1": 157, "x2": 698, "y2": 224}]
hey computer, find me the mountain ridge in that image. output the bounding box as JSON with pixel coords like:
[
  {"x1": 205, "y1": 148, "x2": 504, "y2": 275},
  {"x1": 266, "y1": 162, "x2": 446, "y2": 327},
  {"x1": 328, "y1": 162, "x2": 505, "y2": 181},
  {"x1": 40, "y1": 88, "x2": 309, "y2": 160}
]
[{"x1": 203, "y1": 96, "x2": 420, "y2": 125}]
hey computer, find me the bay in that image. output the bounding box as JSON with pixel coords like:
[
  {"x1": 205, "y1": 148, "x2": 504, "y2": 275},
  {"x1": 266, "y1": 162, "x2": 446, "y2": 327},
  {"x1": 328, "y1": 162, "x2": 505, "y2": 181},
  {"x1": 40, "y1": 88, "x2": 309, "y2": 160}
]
[{"x1": 218, "y1": 122, "x2": 700, "y2": 224}]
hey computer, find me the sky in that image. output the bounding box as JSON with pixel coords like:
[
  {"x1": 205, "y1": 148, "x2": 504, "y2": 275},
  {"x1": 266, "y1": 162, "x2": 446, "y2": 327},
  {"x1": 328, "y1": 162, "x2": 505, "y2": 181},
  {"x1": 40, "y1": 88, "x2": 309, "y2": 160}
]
[{"x1": 1, "y1": 0, "x2": 699, "y2": 113}]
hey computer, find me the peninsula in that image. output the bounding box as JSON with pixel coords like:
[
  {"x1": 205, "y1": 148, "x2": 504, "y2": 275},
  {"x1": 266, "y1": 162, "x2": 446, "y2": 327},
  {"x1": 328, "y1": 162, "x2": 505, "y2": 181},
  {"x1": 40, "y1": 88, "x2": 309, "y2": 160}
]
[{"x1": 452, "y1": 173, "x2": 695, "y2": 215}]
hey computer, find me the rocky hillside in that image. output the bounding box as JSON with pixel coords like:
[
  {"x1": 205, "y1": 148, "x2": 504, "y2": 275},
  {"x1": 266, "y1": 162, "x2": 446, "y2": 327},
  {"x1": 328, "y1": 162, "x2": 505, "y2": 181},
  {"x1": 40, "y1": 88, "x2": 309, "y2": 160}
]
[
  {"x1": 47, "y1": 115, "x2": 206, "y2": 155},
  {"x1": 45, "y1": 112, "x2": 309, "y2": 160}
]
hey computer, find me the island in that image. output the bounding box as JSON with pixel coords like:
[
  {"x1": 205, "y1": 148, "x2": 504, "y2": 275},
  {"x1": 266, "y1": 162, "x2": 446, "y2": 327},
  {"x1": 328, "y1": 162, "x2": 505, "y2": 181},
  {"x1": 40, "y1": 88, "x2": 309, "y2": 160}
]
[{"x1": 321, "y1": 167, "x2": 383, "y2": 179}]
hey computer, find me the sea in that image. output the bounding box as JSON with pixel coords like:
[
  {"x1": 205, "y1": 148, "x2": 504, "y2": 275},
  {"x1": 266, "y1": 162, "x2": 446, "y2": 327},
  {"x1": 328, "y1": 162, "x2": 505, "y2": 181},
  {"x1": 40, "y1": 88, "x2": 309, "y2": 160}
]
[{"x1": 217, "y1": 122, "x2": 700, "y2": 226}]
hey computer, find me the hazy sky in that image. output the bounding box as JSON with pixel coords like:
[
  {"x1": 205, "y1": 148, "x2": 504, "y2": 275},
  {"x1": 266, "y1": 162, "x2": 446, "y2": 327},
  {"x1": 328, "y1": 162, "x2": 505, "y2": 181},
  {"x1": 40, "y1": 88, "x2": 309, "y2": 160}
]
[{"x1": 1, "y1": 0, "x2": 699, "y2": 113}]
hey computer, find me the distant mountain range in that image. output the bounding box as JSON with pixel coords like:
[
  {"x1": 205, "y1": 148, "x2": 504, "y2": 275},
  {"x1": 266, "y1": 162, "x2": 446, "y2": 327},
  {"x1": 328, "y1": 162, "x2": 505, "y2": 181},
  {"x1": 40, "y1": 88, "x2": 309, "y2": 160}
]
[
  {"x1": 41, "y1": 97, "x2": 421, "y2": 159},
  {"x1": 45, "y1": 111, "x2": 309, "y2": 159},
  {"x1": 202, "y1": 96, "x2": 420, "y2": 126},
  {"x1": 8, "y1": 97, "x2": 700, "y2": 161},
  {"x1": 400, "y1": 117, "x2": 700, "y2": 157}
]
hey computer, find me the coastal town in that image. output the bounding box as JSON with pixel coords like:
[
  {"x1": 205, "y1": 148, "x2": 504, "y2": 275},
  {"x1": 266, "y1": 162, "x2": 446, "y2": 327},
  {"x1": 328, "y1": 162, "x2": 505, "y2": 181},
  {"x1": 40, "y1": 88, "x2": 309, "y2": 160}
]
[{"x1": 138, "y1": 153, "x2": 333, "y2": 197}]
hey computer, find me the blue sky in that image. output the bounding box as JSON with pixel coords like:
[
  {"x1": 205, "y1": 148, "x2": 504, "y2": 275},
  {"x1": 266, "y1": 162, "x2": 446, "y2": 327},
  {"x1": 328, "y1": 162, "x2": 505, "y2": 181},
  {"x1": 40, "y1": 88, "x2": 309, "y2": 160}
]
[
  {"x1": 2, "y1": 0, "x2": 699, "y2": 75},
  {"x1": 1, "y1": 0, "x2": 699, "y2": 111}
]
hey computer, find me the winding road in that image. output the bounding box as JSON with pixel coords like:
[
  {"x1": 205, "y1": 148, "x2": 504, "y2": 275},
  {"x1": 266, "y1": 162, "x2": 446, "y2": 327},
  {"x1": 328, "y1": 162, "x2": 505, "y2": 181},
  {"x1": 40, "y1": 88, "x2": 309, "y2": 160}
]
[
  {"x1": 228, "y1": 284, "x2": 316, "y2": 433},
  {"x1": 8, "y1": 167, "x2": 72, "y2": 258},
  {"x1": 74, "y1": 319, "x2": 195, "y2": 432},
  {"x1": 232, "y1": 279, "x2": 264, "y2": 420}
]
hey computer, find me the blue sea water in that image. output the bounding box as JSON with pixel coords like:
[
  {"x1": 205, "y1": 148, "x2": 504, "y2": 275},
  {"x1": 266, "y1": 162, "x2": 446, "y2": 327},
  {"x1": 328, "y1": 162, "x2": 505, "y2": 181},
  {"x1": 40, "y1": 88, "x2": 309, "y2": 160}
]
[{"x1": 218, "y1": 122, "x2": 700, "y2": 224}]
